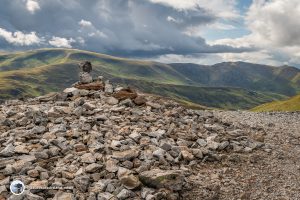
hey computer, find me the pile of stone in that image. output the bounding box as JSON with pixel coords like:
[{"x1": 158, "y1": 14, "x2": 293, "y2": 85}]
[{"x1": 0, "y1": 62, "x2": 268, "y2": 199}]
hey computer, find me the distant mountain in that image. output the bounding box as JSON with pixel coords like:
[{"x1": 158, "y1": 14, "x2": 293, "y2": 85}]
[
  {"x1": 252, "y1": 94, "x2": 300, "y2": 112},
  {"x1": 0, "y1": 48, "x2": 299, "y2": 110}
]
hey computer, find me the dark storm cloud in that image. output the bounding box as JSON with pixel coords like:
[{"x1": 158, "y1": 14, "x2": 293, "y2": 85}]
[{"x1": 0, "y1": 0, "x2": 252, "y2": 56}]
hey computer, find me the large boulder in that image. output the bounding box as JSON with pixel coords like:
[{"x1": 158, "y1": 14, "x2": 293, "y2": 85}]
[
  {"x1": 74, "y1": 81, "x2": 104, "y2": 90},
  {"x1": 113, "y1": 88, "x2": 138, "y2": 101},
  {"x1": 139, "y1": 169, "x2": 184, "y2": 191}
]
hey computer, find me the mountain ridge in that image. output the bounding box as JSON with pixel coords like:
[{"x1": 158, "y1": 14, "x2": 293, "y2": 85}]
[{"x1": 0, "y1": 48, "x2": 299, "y2": 110}]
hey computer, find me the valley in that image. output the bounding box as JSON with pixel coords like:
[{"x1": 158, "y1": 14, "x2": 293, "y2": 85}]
[{"x1": 0, "y1": 48, "x2": 299, "y2": 110}]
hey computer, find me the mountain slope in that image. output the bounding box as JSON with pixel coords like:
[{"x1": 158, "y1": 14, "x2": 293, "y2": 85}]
[
  {"x1": 252, "y1": 94, "x2": 300, "y2": 112},
  {"x1": 0, "y1": 48, "x2": 298, "y2": 110}
]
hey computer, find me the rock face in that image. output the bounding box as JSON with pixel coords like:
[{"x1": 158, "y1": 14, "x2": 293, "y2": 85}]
[{"x1": 1, "y1": 72, "x2": 299, "y2": 199}]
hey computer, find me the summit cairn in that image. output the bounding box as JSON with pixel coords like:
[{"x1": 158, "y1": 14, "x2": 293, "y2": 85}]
[
  {"x1": 78, "y1": 61, "x2": 93, "y2": 84},
  {"x1": 74, "y1": 61, "x2": 104, "y2": 90}
]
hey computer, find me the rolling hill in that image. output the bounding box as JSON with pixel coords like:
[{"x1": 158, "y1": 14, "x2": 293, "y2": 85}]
[
  {"x1": 252, "y1": 94, "x2": 300, "y2": 112},
  {"x1": 0, "y1": 48, "x2": 299, "y2": 110}
]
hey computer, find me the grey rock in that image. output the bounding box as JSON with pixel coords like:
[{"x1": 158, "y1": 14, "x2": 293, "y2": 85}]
[
  {"x1": 119, "y1": 174, "x2": 141, "y2": 189},
  {"x1": 50, "y1": 124, "x2": 67, "y2": 134},
  {"x1": 104, "y1": 80, "x2": 113, "y2": 94},
  {"x1": 160, "y1": 142, "x2": 172, "y2": 151},
  {"x1": 73, "y1": 175, "x2": 90, "y2": 192},
  {"x1": 117, "y1": 189, "x2": 134, "y2": 200},
  {"x1": 105, "y1": 97, "x2": 119, "y2": 105},
  {"x1": 0, "y1": 143, "x2": 14, "y2": 157},
  {"x1": 196, "y1": 138, "x2": 207, "y2": 147},
  {"x1": 112, "y1": 149, "x2": 139, "y2": 161},
  {"x1": 79, "y1": 72, "x2": 93, "y2": 84},
  {"x1": 119, "y1": 99, "x2": 134, "y2": 107},
  {"x1": 85, "y1": 163, "x2": 103, "y2": 173},
  {"x1": 53, "y1": 191, "x2": 75, "y2": 200},
  {"x1": 97, "y1": 192, "x2": 116, "y2": 200},
  {"x1": 81, "y1": 153, "x2": 96, "y2": 163}
]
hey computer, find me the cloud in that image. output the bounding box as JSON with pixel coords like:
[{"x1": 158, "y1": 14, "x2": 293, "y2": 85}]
[
  {"x1": 149, "y1": 0, "x2": 240, "y2": 18},
  {"x1": 49, "y1": 36, "x2": 74, "y2": 48},
  {"x1": 26, "y1": 0, "x2": 40, "y2": 14},
  {"x1": 78, "y1": 20, "x2": 92, "y2": 27},
  {"x1": 0, "y1": 27, "x2": 41, "y2": 46},
  {"x1": 0, "y1": 0, "x2": 248, "y2": 58},
  {"x1": 210, "y1": 0, "x2": 300, "y2": 66}
]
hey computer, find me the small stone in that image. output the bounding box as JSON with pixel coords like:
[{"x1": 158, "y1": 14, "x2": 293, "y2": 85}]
[
  {"x1": 27, "y1": 169, "x2": 39, "y2": 178},
  {"x1": 81, "y1": 153, "x2": 96, "y2": 163},
  {"x1": 40, "y1": 172, "x2": 49, "y2": 180},
  {"x1": 119, "y1": 174, "x2": 141, "y2": 189},
  {"x1": 206, "y1": 136, "x2": 220, "y2": 150},
  {"x1": 196, "y1": 139, "x2": 207, "y2": 147},
  {"x1": 50, "y1": 124, "x2": 67, "y2": 134},
  {"x1": 191, "y1": 149, "x2": 203, "y2": 159},
  {"x1": 26, "y1": 192, "x2": 44, "y2": 200},
  {"x1": 97, "y1": 192, "x2": 115, "y2": 200},
  {"x1": 122, "y1": 160, "x2": 133, "y2": 169},
  {"x1": 106, "y1": 159, "x2": 119, "y2": 173},
  {"x1": 64, "y1": 87, "x2": 79, "y2": 96},
  {"x1": 119, "y1": 99, "x2": 134, "y2": 107},
  {"x1": 129, "y1": 132, "x2": 141, "y2": 142},
  {"x1": 86, "y1": 163, "x2": 103, "y2": 173},
  {"x1": 105, "y1": 97, "x2": 119, "y2": 105},
  {"x1": 83, "y1": 102, "x2": 96, "y2": 110},
  {"x1": 34, "y1": 151, "x2": 49, "y2": 159},
  {"x1": 29, "y1": 180, "x2": 48, "y2": 188},
  {"x1": 111, "y1": 140, "x2": 122, "y2": 150},
  {"x1": 117, "y1": 189, "x2": 134, "y2": 200},
  {"x1": 104, "y1": 81, "x2": 114, "y2": 94},
  {"x1": 134, "y1": 96, "x2": 147, "y2": 105},
  {"x1": 73, "y1": 175, "x2": 90, "y2": 192},
  {"x1": 105, "y1": 183, "x2": 115, "y2": 193},
  {"x1": 112, "y1": 149, "x2": 139, "y2": 161},
  {"x1": 181, "y1": 150, "x2": 194, "y2": 161},
  {"x1": 62, "y1": 171, "x2": 75, "y2": 179},
  {"x1": 93, "y1": 179, "x2": 108, "y2": 193},
  {"x1": 30, "y1": 126, "x2": 46, "y2": 134},
  {"x1": 141, "y1": 187, "x2": 155, "y2": 198},
  {"x1": 0, "y1": 185, "x2": 7, "y2": 194},
  {"x1": 53, "y1": 191, "x2": 75, "y2": 200},
  {"x1": 218, "y1": 141, "x2": 229, "y2": 150},
  {"x1": 0, "y1": 177, "x2": 10, "y2": 186},
  {"x1": 0, "y1": 144, "x2": 14, "y2": 157},
  {"x1": 153, "y1": 148, "x2": 165, "y2": 159},
  {"x1": 74, "y1": 143, "x2": 87, "y2": 152},
  {"x1": 14, "y1": 145, "x2": 29, "y2": 154},
  {"x1": 160, "y1": 142, "x2": 172, "y2": 151}
]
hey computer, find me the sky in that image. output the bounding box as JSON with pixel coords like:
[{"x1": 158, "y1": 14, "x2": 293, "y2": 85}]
[{"x1": 0, "y1": 0, "x2": 300, "y2": 67}]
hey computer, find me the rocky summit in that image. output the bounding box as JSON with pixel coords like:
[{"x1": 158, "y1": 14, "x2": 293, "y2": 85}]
[{"x1": 0, "y1": 77, "x2": 300, "y2": 199}]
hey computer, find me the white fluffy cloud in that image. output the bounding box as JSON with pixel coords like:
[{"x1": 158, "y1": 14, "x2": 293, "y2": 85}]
[
  {"x1": 0, "y1": 27, "x2": 41, "y2": 46},
  {"x1": 49, "y1": 37, "x2": 74, "y2": 48},
  {"x1": 79, "y1": 20, "x2": 92, "y2": 27},
  {"x1": 212, "y1": 0, "x2": 300, "y2": 66},
  {"x1": 78, "y1": 19, "x2": 107, "y2": 38},
  {"x1": 26, "y1": 0, "x2": 40, "y2": 14}
]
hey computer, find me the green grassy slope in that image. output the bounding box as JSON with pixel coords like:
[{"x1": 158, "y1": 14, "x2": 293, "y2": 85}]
[
  {"x1": 251, "y1": 94, "x2": 300, "y2": 112},
  {"x1": 114, "y1": 79, "x2": 287, "y2": 110},
  {"x1": 0, "y1": 48, "x2": 298, "y2": 110}
]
